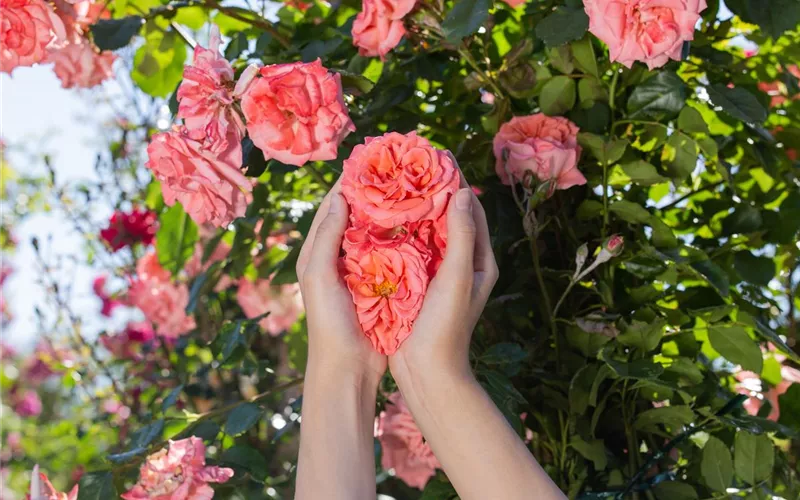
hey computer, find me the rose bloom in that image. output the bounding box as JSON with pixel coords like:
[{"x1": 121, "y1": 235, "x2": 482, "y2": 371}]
[
  {"x1": 14, "y1": 389, "x2": 42, "y2": 417},
  {"x1": 758, "y1": 65, "x2": 800, "y2": 108},
  {"x1": 375, "y1": 392, "x2": 441, "y2": 489},
  {"x1": 177, "y1": 25, "x2": 245, "y2": 153},
  {"x1": 493, "y1": 114, "x2": 586, "y2": 189},
  {"x1": 92, "y1": 275, "x2": 122, "y2": 317},
  {"x1": 47, "y1": 40, "x2": 115, "y2": 88},
  {"x1": 735, "y1": 352, "x2": 800, "y2": 422},
  {"x1": 185, "y1": 240, "x2": 234, "y2": 291},
  {"x1": 342, "y1": 131, "x2": 459, "y2": 229},
  {"x1": 146, "y1": 126, "x2": 252, "y2": 228},
  {"x1": 236, "y1": 277, "x2": 303, "y2": 336},
  {"x1": 0, "y1": 0, "x2": 66, "y2": 74},
  {"x1": 240, "y1": 59, "x2": 355, "y2": 167},
  {"x1": 100, "y1": 321, "x2": 155, "y2": 360},
  {"x1": 121, "y1": 437, "x2": 233, "y2": 500},
  {"x1": 583, "y1": 0, "x2": 707, "y2": 69},
  {"x1": 352, "y1": 0, "x2": 416, "y2": 59},
  {"x1": 284, "y1": 0, "x2": 311, "y2": 10},
  {"x1": 100, "y1": 207, "x2": 158, "y2": 251},
  {"x1": 342, "y1": 243, "x2": 428, "y2": 355},
  {"x1": 28, "y1": 465, "x2": 78, "y2": 500},
  {"x1": 500, "y1": 0, "x2": 527, "y2": 6}
]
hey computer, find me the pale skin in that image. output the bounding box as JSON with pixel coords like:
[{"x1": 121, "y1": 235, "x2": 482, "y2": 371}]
[{"x1": 294, "y1": 166, "x2": 566, "y2": 500}]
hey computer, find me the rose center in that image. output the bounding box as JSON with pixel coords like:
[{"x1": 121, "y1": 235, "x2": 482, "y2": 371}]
[{"x1": 373, "y1": 280, "x2": 398, "y2": 297}]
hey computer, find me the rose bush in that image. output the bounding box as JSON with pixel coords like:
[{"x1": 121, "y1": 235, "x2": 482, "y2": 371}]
[{"x1": 2, "y1": 0, "x2": 800, "y2": 499}]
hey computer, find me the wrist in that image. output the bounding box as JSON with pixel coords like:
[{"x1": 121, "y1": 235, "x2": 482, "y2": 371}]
[
  {"x1": 390, "y1": 352, "x2": 475, "y2": 402},
  {"x1": 305, "y1": 355, "x2": 383, "y2": 394}
]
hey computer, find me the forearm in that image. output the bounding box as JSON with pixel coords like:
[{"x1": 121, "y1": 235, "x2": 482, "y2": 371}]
[
  {"x1": 394, "y1": 362, "x2": 565, "y2": 500},
  {"x1": 295, "y1": 361, "x2": 380, "y2": 500}
]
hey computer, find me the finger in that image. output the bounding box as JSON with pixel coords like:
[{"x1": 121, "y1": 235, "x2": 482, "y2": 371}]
[
  {"x1": 438, "y1": 188, "x2": 477, "y2": 284},
  {"x1": 307, "y1": 193, "x2": 349, "y2": 275},
  {"x1": 471, "y1": 193, "x2": 494, "y2": 274},
  {"x1": 296, "y1": 177, "x2": 343, "y2": 282}
]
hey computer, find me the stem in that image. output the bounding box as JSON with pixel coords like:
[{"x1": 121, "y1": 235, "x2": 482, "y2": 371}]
[
  {"x1": 602, "y1": 159, "x2": 609, "y2": 238},
  {"x1": 552, "y1": 281, "x2": 575, "y2": 319},
  {"x1": 609, "y1": 64, "x2": 620, "y2": 113},
  {"x1": 458, "y1": 45, "x2": 504, "y2": 97},
  {"x1": 305, "y1": 165, "x2": 333, "y2": 189},
  {"x1": 658, "y1": 180, "x2": 725, "y2": 211}
]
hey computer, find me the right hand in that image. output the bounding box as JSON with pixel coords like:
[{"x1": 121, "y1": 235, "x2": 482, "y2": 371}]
[{"x1": 389, "y1": 171, "x2": 499, "y2": 384}]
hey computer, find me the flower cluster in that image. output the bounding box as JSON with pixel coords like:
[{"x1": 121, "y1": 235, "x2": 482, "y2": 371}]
[
  {"x1": 583, "y1": 0, "x2": 707, "y2": 69},
  {"x1": 99, "y1": 207, "x2": 157, "y2": 251},
  {"x1": 340, "y1": 131, "x2": 458, "y2": 354},
  {"x1": 375, "y1": 392, "x2": 441, "y2": 489},
  {"x1": 352, "y1": 0, "x2": 417, "y2": 59},
  {"x1": 146, "y1": 26, "x2": 354, "y2": 228},
  {"x1": 121, "y1": 437, "x2": 234, "y2": 500}
]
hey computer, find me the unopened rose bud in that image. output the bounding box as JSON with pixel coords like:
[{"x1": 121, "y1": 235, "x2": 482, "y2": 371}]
[
  {"x1": 594, "y1": 235, "x2": 624, "y2": 266},
  {"x1": 575, "y1": 244, "x2": 588, "y2": 273}
]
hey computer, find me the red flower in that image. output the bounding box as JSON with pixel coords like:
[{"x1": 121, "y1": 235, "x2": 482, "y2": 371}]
[{"x1": 100, "y1": 208, "x2": 157, "y2": 251}]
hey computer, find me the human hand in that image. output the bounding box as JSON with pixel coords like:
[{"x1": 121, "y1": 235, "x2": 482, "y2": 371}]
[
  {"x1": 389, "y1": 167, "x2": 499, "y2": 385},
  {"x1": 296, "y1": 178, "x2": 387, "y2": 382}
]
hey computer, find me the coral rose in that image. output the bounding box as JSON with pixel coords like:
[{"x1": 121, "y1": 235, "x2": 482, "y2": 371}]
[
  {"x1": 341, "y1": 131, "x2": 459, "y2": 229},
  {"x1": 146, "y1": 126, "x2": 251, "y2": 227},
  {"x1": 177, "y1": 25, "x2": 245, "y2": 154},
  {"x1": 376, "y1": 392, "x2": 441, "y2": 489},
  {"x1": 29, "y1": 465, "x2": 78, "y2": 500},
  {"x1": 47, "y1": 40, "x2": 115, "y2": 88},
  {"x1": 240, "y1": 59, "x2": 355, "y2": 167},
  {"x1": 342, "y1": 243, "x2": 428, "y2": 355},
  {"x1": 121, "y1": 437, "x2": 233, "y2": 500},
  {"x1": 352, "y1": 0, "x2": 416, "y2": 59},
  {"x1": 583, "y1": 0, "x2": 707, "y2": 69},
  {"x1": 500, "y1": 0, "x2": 528, "y2": 6},
  {"x1": 1, "y1": 0, "x2": 66, "y2": 73},
  {"x1": 493, "y1": 114, "x2": 586, "y2": 189},
  {"x1": 236, "y1": 277, "x2": 303, "y2": 336}
]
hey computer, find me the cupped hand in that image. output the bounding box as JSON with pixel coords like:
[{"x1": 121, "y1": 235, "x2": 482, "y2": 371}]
[
  {"x1": 389, "y1": 166, "x2": 499, "y2": 383},
  {"x1": 296, "y1": 178, "x2": 387, "y2": 380}
]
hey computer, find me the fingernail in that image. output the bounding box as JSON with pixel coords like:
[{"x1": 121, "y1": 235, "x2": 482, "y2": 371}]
[
  {"x1": 455, "y1": 188, "x2": 472, "y2": 210},
  {"x1": 329, "y1": 194, "x2": 342, "y2": 214}
]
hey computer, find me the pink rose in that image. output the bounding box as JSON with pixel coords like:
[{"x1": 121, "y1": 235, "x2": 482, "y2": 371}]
[
  {"x1": 352, "y1": 0, "x2": 416, "y2": 59},
  {"x1": 177, "y1": 25, "x2": 245, "y2": 154},
  {"x1": 0, "y1": 0, "x2": 66, "y2": 74},
  {"x1": 121, "y1": 437, "x2": 234, "y2": 500},
  {"x1": 29, "y1": 465, "x2": 78, "y2": 500},
  {"x1": 24, "y1": 341, "x2": 72, "y2": 384},
  {"x1": 100, "y1": 321, "x2": 155, "y2": 360},
  {"x1": 240, "y1": 59, "x2": 355, "y2": 166},
  {"x1": 375, "y1": 392, "x2": 441, "y2": 489},
  {"x1": 342, "y1": 243, "x2": 428, "y2": 355},
  {"x1": 146, "y1": 126, "x2": 252, "y2": 227},
  {"x1": 583, "y1": 0, "x2": 707, "y2": 69},
  {"x1": 13, "y1": 389, "x2": 42, "y2": 417},
  {"x1": 52, "y1": 0, "x2": 109, "y2": 41},
  {"x1": 128, "y1": 252, "x2": 196, "y2": 339},
  {"x1": 47, "y1": 40, "x2": 115, "y2": 88},
  {"x1": 493, "y1": 114, "x2": 586, "y2": 189},
  {"x1": 341, "y1": 131, "x2": 459, "y2": 228},
  {"x1": 236, "y1": 277, "x2": 303, "y2": 336},
  {"x1": 736, "y1": 361, "x2": 800, "y2": 422},
  {"x1": 500, "y1": 0, "x2": 528, "y2": 6},
  {"x1": 92, "y1": 275, "x2": 122, "y2": 317}
]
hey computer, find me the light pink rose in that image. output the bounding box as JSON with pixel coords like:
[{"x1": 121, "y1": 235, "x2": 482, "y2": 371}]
[
  {"x1": 177, "y1": 25, "x2": 245, "y2": 154},
  {"x1": 47, "y1": 40, "x2": 115, "y2": 88},
  {"x1": 13, "y1": 389, "x2": 42, "y2": 417},
  {"x1": 29, "y1": 465, "x2": 79, "y2": 500},
  {"x1": 121, "y1": 437, "x2": 233, "y2": 500},
  {"x1": 236, "y1": 276, "x2": 303, "y2": 336},
  {"x1": 352, "y1": 0, "x2": 416, "y2": 59},
  {"x1": 0, "y1": 0, "x2": 66, "y2": 74},
  {"x1": 375, "y1": 392, "x2": 441, "y2": 489},
  {"x1": 146, "y1": 126, "x2": 252, "y2": 228},
  {"x1": 240, "y1": 59, "x2": 355, "y2": 167},
  {"x1": 583, "y1": 0, "x2": 707, "y2": 69},
  {"x1": 493, "y1": 114, "x2": 586, "y2": 189}
]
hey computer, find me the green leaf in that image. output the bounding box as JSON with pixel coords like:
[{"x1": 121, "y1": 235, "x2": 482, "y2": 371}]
[
  {"x1": 221, "y1": 445, "x2": 269, "y2": 479},
  {"x1": 602, "y1": 356, "x2": 664, "y2": 379},
  {"x1": 610, "y1": 200, "x2": 651, "y2": 224},
  {"x1": 634, "y1": 405, "x2": 694, "y2": 431},
  {"x1": 578, "y1": 76, "x2": 607, "y2": 108},
  {"x1": 778, "y1": 385, "x2": 800, "y2": 430},
  {"x1": 286, "y1": 321, "x2": 308, "y2": 372},
  {"x1": 570, "y1": 437, "x2": 607, "y2": 470},
  {"x1": 734, "y1": 251, "x2": 775, "y2": 286},
  {"x1": 225, "y1": 403, "x2": 264, "y2": 436},
  {"x1": 224, "y1": 32, "x2": 247, "y2": 60},
  {"x1": 725, "y1": 0, "x2": 800, "y2": 39},
  {"x1": 442, "y1": 0, "x2": 491, "y2": 43},
  {"x1": 156, "y1": 203, "x2": 199, "y2": 275},
  {"x1": 571, "y1": 37, "x2": 598, "y2": 77},
  {"x1": 678, "y1": 106, "x2": 709, "y2": 134},
  {"x1": 161, "y1": 385, "x2": 183, "y2": 413},
  {"x1": 649, "y1": 217, "x2": 678, "y2": 248},
  {"x1": 566, "y1": 324, "x2": 611, "y2": 357},
  {"x1": 653, "y1": 482, "x2": 698, "y2": 500},
  {"x1": 734, "y1": 431, "x2": 774, "y2": 485},
  {"x1": 701, "y1": 436, "x2": 733, "y2": 492},
  {"x1": 418, "y1": 478, "x2": 458, "y2": 500},
  {"x1": 722, "y1": 206, "x2": 763, "y2": 235},
  {"x1": 578, "y1": 133, "x2": 628, "y2": 165},
  {"x1": 334, "y1": 70, "x2": 375, "y2": 96},
  {"x1": 619, "y1": 160, "x2": 667, "y2": 186},
  {"x1": 661, "y1": 133, "x2": 698, "y2": 180},
  {"x1": 690, "y1": 259, "x2": 730, "y2": 297},
  {"x1": 706, "y1": 84, "x2": 767, "y2": 124},
  {"x1": 131, "y1": 420, "x2": 165, "y2": 448},
  {"x1": 569, "y1": 364, "x2": 599, "y2": 415},
  {"x1": 90, "y1": 16, "x2": 143, "y2": 51},
  {"x1": 617, "y1": 318, "x2": 665, "y2": 352},
  {"x1": 77, "y1": 471, "x2": 117, "y2": 500},
  {"x1": 482, "y1": 343, "x2": 528, "y2": 376},
  {"x1": 132, "y1": 29, "x2": 188, "y2": 98},
  {"x1": 535, "y1": 7, "x2": 589, "y2": 47},
  {"x1": 540, "y1": 76, "x2": 576, "y2": 116},
  {"x1": 627, "y1": 72, "x2": 687, "y2": 119},
  {"x1": 708, "y1": 326, "x2": 763, "y2": 373}
]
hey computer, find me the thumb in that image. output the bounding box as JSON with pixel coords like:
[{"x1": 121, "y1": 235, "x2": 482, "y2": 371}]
[
  {"x1": 439, "y1": 188, "x2": 476, "y2": 283},
  {"x1": 308, "y1": 194, "x2": 349, "y2": 272}
]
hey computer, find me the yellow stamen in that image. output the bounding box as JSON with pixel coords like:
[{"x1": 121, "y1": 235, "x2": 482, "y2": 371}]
[{"x1": 373, "y1": 280, "x2": 398, "y2": 297}]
